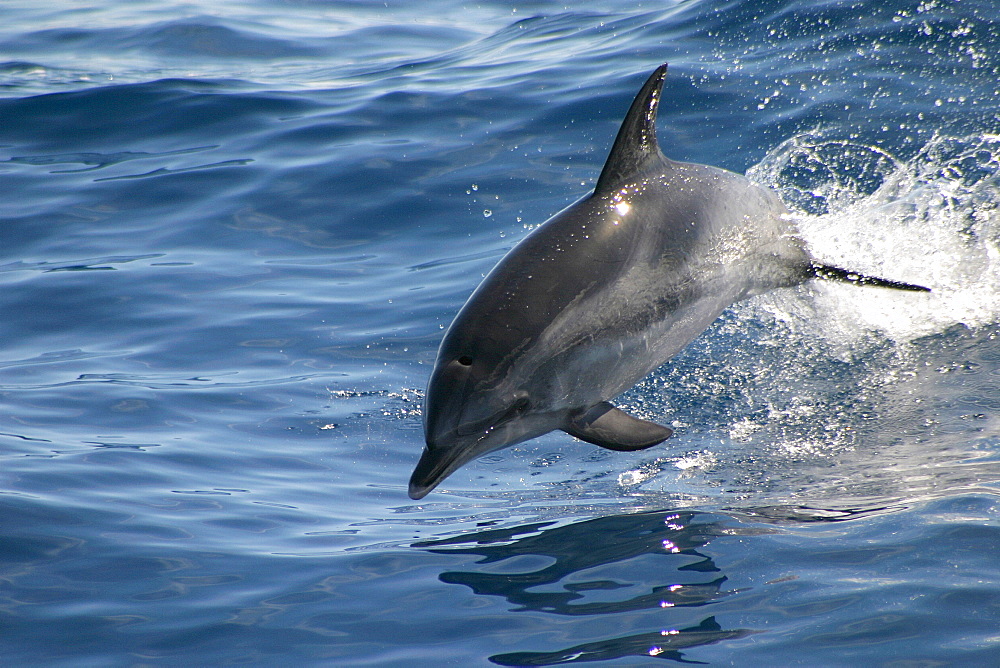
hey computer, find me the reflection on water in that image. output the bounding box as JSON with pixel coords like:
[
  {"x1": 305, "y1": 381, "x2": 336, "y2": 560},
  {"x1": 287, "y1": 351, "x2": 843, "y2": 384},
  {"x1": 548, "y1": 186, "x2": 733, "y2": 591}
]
[
  {"x1": 414, "y1": 504, "x2": 911, "y2": 665},
  {"x1": 491, "y1": 617, "x2": 750, "y2": 666},
  {"x1": 415, "y1": 510, "x2": 758, "y2": 665},
  {"x1": 417, "y1": 511, "x2": 735, "y2": 614}
]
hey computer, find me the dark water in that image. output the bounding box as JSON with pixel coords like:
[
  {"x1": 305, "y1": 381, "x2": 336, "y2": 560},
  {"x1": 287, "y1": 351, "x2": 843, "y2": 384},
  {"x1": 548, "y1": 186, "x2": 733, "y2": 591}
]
[{"x1": 2, "y1": 1, "x2": 999, "y2": 665}]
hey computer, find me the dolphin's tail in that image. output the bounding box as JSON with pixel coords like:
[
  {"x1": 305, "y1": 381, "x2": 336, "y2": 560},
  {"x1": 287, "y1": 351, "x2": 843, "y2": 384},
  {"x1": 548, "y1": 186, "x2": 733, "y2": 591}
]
[{"x1": 809, "y1": 263, "x2": 930, "y2": 292}]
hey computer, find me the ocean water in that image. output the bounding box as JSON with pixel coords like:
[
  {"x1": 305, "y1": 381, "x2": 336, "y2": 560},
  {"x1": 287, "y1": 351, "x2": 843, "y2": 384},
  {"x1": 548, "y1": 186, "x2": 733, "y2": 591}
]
[{"x1": 2, "y1": 0, "x2": 999, "y2": 665}]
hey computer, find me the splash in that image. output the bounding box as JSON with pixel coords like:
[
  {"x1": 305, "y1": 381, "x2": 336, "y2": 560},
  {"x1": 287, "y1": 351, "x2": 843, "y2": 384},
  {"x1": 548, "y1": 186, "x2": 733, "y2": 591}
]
[
  {"x1": 609, "y1": 133, "x2": 1000, "y2": 508},
  {"x1": 748, "y1": 131, "x2": 1000, "y2": 347}
]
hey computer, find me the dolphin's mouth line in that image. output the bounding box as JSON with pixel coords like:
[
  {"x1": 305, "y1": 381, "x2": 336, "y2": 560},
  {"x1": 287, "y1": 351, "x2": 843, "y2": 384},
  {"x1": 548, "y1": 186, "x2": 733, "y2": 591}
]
[
  {"x1": 454, "y1": 398, "x2": 528, "y2": 438},
  {"x1": 408, "y1": 426, "x2": 498, "y2": 499},
  {"x1": 416, "y1": 422, "x2": 496, "y2": 480}
]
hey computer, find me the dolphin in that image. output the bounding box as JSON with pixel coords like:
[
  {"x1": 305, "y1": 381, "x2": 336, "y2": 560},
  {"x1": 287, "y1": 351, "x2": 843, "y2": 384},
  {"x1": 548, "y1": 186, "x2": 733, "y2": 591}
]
[{"x1": 408, "y1": 64, "x2": 928, "y2": 500}]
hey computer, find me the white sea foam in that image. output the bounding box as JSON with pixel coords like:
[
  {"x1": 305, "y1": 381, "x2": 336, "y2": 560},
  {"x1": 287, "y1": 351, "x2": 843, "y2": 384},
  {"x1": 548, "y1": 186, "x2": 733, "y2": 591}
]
[
  {"x1": 614, "y1": 134, "x2": 1000, "y2": 506},
  {"x1": 747, "y1": 132, "x2": 1000, "y2": 348}
]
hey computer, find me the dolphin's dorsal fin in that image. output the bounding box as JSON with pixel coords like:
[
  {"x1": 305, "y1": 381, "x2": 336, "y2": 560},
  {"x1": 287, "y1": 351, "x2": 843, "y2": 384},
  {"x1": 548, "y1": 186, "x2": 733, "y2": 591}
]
[
  {"x1": 595, "y1": 63, "x2": 668, "y2": 192},
  {"x1": 563, "y1": 401, "x2": 673, "y2": 451}
]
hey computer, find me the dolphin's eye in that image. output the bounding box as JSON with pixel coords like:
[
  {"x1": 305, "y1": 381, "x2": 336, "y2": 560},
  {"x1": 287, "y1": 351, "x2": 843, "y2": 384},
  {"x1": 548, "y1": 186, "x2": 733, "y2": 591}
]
[
  {"x1": 457, "y1": 355, "x2": 473, "y2": 367},
  {"x1": 512, "y1": 396, "x2": 530, "y2": 413}
]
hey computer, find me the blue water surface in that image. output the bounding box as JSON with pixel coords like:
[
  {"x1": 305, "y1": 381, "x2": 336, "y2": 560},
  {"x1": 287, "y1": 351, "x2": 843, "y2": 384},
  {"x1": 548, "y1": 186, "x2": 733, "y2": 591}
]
[{"x1": 2, "y1": 1, "x2": 999, "y2": 665}]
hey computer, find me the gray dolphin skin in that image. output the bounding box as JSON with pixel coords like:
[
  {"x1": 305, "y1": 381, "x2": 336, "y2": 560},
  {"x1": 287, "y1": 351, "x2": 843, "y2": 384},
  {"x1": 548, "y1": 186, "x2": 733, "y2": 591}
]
[{"x1": 409, "y1": 64, "x2": 928, "y2": 500}]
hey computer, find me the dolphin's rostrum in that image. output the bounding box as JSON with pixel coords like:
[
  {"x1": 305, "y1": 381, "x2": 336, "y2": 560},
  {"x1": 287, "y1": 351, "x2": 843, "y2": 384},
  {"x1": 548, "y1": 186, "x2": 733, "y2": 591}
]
[{"x1": 409, "y1": 64, "x2": 928, "y2": 500}]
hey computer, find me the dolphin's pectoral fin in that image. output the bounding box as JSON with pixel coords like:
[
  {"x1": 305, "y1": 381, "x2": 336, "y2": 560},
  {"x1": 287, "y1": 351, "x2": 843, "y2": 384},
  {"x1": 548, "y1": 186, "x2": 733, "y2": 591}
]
[
  {"x1": 810, "y1": 263, "x2": 931, "y2": 292},
  {"x1": 563, "y1": 402, "x2": 673, "y2": 451}
]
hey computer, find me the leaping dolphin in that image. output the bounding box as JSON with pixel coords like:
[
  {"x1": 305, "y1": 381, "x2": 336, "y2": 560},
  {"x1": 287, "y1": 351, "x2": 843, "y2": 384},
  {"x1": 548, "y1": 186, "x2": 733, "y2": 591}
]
[{"x1": 408, "y1": 64, "x2": 927, "y2": 500}]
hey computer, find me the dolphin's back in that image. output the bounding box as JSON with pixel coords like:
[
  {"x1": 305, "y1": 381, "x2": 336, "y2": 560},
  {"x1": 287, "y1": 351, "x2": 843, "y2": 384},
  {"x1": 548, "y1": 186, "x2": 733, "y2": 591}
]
[{"x1": 442, "y1": 154, "x2": 808, "y2": 409}]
